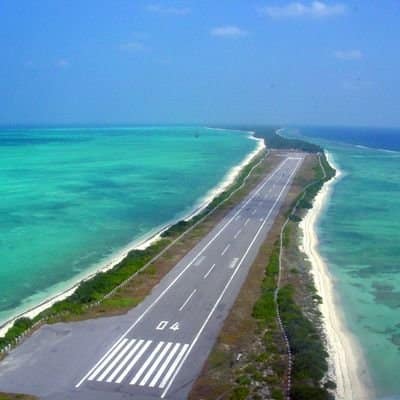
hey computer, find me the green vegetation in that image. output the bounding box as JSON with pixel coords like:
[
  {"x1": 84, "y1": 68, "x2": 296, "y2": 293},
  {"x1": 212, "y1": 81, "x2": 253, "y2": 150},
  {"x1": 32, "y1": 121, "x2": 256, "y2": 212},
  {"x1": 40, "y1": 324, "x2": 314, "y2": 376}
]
[
  {"x1": 250, "y1": 240, "x2": 286, "y2": 398},
  {"x1": 252, "y1": 241, "x2": 280, "y2": 325},
  {"x1": 278, "y1": 285, "x2": 333, "y2": 400},
  {"x1": 277, "y1": 150, "x2": 336, "y2": 399},
  {"x1": 254, "y1": 127, "x2": 322, "y2": 153},
  {"x1": 0, "y1": 149, "x2": 266, "y2": 354},
  {"x1": 226, "y1": 133, "x2": 336, "y2": 399},
  {"x1": 222, "y1": 125, "x2": 322, "y2": 153},
  {"x1": 290, "y1": 152, "x2": 335, "y2": 223},
  {"x1": 1, "y1": 127, "x2": 337, "y2": 400},
  {"x1": 0, "y1": 394, "x2": 37, "y2": 400}
]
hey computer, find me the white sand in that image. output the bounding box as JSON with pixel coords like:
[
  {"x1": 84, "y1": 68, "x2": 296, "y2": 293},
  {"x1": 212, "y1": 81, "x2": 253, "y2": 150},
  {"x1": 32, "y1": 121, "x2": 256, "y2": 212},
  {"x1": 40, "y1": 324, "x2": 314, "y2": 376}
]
[
  {"x1": 299, "y1": 153, "x2": 372, "y2": 400},
  {"x1": 0, "y1": 131, "x2": 265, "y2": 338}
]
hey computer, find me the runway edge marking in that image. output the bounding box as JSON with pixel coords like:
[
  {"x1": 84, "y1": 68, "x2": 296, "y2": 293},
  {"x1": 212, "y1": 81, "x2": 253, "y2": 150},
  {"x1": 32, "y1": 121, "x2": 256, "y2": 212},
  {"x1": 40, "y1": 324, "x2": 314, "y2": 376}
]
[
  {"x1": 160, "y1": 158, "x2": 302, "y2": 398},
  {"x1": 75, "y1": 157, "x2": 291, "y2": 388}
]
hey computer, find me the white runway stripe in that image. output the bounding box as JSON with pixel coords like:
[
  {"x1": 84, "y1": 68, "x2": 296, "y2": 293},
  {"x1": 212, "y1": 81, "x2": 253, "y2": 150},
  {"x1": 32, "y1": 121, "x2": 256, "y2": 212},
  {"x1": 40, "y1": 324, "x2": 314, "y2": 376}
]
[
  {"x1": 221, "y1": 243, "x2": 231, "y2": 256},
  {"x1": 97, "y1": 340, "x2": 136, "y2": 381},
  {"x1": 203, "y1": 263, "x2": 216, "y2": 279},
  {"x1": 233, "y1": 229, "x2": 241, "y2": 239},
  {"x1": 193, "y1": 255, "x2": 206, "y2": 266},
  {"x1": 139, "y1": 343, "x2": 173, "y2": 386},
  {"x1": 179, "y1": 289, "x2": 197, "y2": 311},
  {"x1": 149, "y1": 343, "x2": 181, "y2": 388},
  {"x1": 115, "y1": 340, "x2": 151, "y2": 384},
  {"x1": 75, "y1": 158, "x2": 294, "y2": 390},
  {"x1": 88, "y1": 339, "x2": 128, "y2": 381},
  {"x1": 244, "y1": 218, "x2": 250, "y2": 226},
  {"x1": 106, "y1": 339, "x2": 142, "y2": 383},
  {"x1": 159, "y1": 344, "x2": 189, "y2": 389},
  {"x1": 130, "y1": 342, "x2": 164, "y2": 385}
]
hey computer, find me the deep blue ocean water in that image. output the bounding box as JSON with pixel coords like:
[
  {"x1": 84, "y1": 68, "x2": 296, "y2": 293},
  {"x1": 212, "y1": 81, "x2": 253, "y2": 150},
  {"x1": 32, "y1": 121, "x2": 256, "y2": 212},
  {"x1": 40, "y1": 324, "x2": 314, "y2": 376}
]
[{"x1": 287, "y1": 126, "x2": 400, "y2": 400}]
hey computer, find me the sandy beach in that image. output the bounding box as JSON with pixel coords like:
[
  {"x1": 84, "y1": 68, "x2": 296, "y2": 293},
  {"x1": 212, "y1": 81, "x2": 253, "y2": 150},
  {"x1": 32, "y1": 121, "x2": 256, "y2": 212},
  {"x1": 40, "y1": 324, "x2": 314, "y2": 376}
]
[
  {"x1": 299, "y1": 153, "x2": 372, "y2": 400},
  {"x1": 0, "y1": 131, "x2": 265, "y2": 338}
]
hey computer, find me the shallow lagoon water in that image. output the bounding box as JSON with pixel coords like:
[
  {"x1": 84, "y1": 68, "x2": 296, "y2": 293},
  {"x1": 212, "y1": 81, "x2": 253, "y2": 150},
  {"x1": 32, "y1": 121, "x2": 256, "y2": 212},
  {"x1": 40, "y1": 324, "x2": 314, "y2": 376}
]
[
  {"x1": 291, "y1": 127, "x2": 400, "y2": 400},
  {"x1": 0, "y1": 126, "x2": 257, "y2": 326}
]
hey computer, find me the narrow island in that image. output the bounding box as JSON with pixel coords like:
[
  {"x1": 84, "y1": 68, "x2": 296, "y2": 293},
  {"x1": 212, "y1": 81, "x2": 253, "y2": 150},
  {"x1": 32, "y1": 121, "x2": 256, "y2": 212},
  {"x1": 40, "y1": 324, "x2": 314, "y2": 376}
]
[{"x1": 0, "y1": 127, "x2": 360, "y2": 400}]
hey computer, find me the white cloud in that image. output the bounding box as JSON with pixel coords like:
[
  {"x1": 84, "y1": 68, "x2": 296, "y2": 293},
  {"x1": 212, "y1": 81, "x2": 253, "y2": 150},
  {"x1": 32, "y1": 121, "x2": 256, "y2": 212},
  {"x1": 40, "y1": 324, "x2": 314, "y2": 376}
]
[
  {"x1": 147, "y1": 4, "x2": 191, "y2": 15},
  {"x1": 119, "y1": 41, "x2": 147, "y2": 52},
  {"x1": 334, "y1": 49, "x2": 363, "y2": 60},
  {"x1": 210, "y1": 26, "x2": 248, "y2": 38},
  {"x1": 55, "y1": 59, "x2": 70, "y2": 68},
  {"x1": 261, "y1": 1, "x2": 347, "y2": 18}
]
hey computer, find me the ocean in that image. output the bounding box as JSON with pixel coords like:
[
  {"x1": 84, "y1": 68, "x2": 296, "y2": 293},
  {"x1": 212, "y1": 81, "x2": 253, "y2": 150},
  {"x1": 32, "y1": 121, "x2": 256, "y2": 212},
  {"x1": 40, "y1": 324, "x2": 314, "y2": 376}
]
[
  {"x1": 286, "y1": 126, "x2": 400, "y2": 400},
  {"x1": 0, "y1": 126, "x2": 258, "y2": 327}
]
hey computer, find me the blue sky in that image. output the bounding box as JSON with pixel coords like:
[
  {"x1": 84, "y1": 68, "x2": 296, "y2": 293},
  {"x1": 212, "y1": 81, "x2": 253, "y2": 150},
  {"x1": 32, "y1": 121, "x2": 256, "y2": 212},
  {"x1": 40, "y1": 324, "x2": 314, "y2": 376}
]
[{"x1": 1, "y1": 1, "x2": 399, "y2": 127}]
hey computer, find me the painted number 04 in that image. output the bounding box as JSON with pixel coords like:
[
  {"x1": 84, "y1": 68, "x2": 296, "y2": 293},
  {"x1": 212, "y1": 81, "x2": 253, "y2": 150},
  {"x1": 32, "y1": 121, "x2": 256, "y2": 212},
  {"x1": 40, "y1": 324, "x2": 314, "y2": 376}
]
[{"x1": 156, "y1": 321, "x2": 180, "y2": 331}]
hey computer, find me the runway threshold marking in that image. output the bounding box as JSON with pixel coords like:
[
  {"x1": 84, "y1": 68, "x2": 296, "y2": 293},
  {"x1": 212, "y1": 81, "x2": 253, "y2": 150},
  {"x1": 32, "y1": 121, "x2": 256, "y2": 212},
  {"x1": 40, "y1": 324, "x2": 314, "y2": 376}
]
[
  {"x1": 76, "y1": 157, "x2": 293, "y2": 389},
  {"x1": 179, "y1": 289, "x2": 197, "y2": 311},
  {"x1": 130, "y1": 342, "x2": 165, "y2": 385},
  {"x1": 161, "y1": 158, "x2": 302, "y2": 398},
  {"x1": 139, "y1": 343, "x2": 173, "y2": 386},
  {"x1": 115, "y1": 340, "x2": 151, "y2": 383},
  {"x1": 203, "y1": 263, "x2": 216, "y2": 279},
  {"x1": 85, "y1": 339, "x2": 190, "y2": 389},
  {"x1": 97, "y1": 340, "x2": 136, "y2": 381},
  {"x1": 106, "y1": 340, "x2": 143, "y2": 383},
  {"x1": 149, "y1": 343, "x2": 181, "y2": 387},
  {"x1": 88, "y1": 339, "x2": 129, "y2": 380}
]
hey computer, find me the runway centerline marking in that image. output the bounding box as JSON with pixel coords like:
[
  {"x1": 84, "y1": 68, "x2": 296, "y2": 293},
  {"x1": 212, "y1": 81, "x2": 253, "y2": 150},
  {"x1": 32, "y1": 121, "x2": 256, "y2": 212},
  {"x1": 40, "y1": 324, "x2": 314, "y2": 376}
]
[
  {"x1": 76, "y1": 157, "x2": 292, "y2": 389},
  {"x1": 193, "y1": 255, "x2": 206, "y2": 266},
  {"x1": 221, "y1": 244, "x2": 231, "y2": 256},
  {"x1": 179, "y1": 289, "x2": 197, "y2": 311},
  {"x1": 233, "y1": 229, "x2": 242, "y2": 239},
  {"x1": 244, "y1": 218, "x2": 250, "y2": 226},
  {"x1": 203, "y1": 264, "x2": 216, "y2": 279},
  {"x1": 161, "y1": 158, "x2": 302, "y2": 398}
]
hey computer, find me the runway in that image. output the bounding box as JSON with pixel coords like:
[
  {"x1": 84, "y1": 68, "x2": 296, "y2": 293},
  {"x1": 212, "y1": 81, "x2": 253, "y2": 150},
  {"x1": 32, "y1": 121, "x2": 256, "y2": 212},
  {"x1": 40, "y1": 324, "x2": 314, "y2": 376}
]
[{"x1": 0, "y1": 153, "x2": 303, "y2": 400}]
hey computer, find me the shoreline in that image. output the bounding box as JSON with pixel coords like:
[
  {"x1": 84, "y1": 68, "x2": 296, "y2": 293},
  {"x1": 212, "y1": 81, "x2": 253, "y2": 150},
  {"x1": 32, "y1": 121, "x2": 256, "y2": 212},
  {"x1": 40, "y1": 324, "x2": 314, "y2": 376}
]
[
  {"x1": 0, "y1": 130, "x2": 265, "y2": 338},
  {"x1": 299, "y1": 152, "x2": 372, "y2": 400}
]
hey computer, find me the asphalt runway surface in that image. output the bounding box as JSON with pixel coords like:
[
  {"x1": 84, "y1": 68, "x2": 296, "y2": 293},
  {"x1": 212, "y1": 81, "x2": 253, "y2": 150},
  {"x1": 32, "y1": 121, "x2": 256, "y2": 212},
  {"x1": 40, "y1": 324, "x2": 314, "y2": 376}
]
[{"x1": 0, "y1": 152, "x2": 303, "y2": 399}]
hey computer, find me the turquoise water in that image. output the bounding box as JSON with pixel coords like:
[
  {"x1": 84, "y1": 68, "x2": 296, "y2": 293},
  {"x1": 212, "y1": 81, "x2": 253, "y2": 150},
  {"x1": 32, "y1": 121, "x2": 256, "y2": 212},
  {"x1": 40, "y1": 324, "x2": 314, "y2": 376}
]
[
  {"x1": 0, "y1": 126, "x2": 257, "y2": 326},
  {"x1": 288, "y1": 127, "x2": 400, "y2": 400}
]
